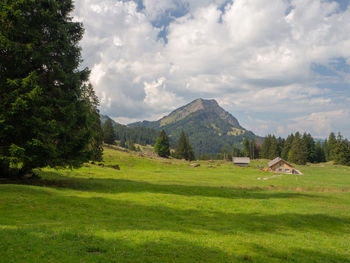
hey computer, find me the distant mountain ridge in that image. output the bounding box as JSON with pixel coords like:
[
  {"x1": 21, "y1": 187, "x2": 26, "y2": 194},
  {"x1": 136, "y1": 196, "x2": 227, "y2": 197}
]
[{"x1": 129, "y1": 98, "x2": 258, "y2": 156}]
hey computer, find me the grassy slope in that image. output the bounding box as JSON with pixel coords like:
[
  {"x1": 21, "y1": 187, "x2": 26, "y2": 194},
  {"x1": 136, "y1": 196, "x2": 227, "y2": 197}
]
[{"x1": 1, "y1": 147, "x2": 350, "y2": 262}]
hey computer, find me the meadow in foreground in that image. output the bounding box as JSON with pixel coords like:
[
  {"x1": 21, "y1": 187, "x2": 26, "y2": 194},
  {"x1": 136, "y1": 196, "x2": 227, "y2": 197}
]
[{"x1": 1, "y1": 147, "x2": 350, "y2": 262}]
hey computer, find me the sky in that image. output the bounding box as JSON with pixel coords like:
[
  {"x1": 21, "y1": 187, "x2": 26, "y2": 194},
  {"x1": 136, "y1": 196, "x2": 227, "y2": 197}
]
[{"x1": 73, "y1": 0, "x2": 350, "y2": 138}]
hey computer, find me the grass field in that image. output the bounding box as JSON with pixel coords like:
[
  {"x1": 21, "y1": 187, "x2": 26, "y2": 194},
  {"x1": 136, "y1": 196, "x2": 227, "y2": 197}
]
[{"x1": 1, "y1": 146, "x2": 350, "y2": 262}]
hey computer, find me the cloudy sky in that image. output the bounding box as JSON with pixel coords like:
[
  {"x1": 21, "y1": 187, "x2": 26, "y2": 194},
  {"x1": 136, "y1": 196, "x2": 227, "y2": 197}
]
[{"x1": 73, "y1": 0, "x2": 350, "y2": 138}]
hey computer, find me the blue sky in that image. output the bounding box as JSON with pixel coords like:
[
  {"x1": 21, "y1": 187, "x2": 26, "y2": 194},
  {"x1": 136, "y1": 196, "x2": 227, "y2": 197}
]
[{"x1": 73, "y1": 0, "x2": 350, "y2": 138}]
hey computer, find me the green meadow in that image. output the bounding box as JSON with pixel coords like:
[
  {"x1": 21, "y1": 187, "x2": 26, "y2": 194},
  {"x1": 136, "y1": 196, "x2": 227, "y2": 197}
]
[{"x1": 1, "y1": 147, "x2": 350, "y2": 262}]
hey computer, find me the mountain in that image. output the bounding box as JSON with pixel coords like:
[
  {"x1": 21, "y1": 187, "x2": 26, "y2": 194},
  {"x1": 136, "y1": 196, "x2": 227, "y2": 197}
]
[{"x1": 129, "y1": 98, "x2": 259, "y2": 156}]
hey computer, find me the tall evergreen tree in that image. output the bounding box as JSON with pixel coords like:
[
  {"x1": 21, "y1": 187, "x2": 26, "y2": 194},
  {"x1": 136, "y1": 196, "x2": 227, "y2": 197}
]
[
  {"x1": 314, "y1": 141, "x2": 326, "y2": 163},
  {"x1": 302, "y1": 133, "x2": 316, "y2": 163},
  {"x1": 103, "y1": 119, "x2": 115, "y2": 144},
  {"x1": 323, "y1": 139, "x2": 329, "y2": 161},
  {"x1": 288, "y1": 132, "x2": 308, "y2": 164},
  {"x1": 260, "y1": 135, "x2": 271, "y2": 159},
  {"x1": 268, "y1": 135, "x2": 278, "y2": 159},
  {"x1": 154, "y1": 130, "x2": 170, "y2": 157},
  {"x1": 327, "y1": 132, "x2": 337, "y2": 161},
  {"x1": 82, "y1": 84, "x2": 103, "y2": 162},
  {"x1": 276, "y1": 137, "x2": 285, "y2": 158},
  {"x1": 175, "y1": 130, "x2": 195, "y2": 161},
  {"x1": 281, "y1": 134, "x2": 294, "y2": 160},
  {"x1": 0, "y1": 0, "x2": 102, "y2": 177},
  {"x1": 334, "y1": 133, "x2": 350, "y2": 166},
  {"x1": 242, "y1": 138, "x2": 250, "y2": 157}
]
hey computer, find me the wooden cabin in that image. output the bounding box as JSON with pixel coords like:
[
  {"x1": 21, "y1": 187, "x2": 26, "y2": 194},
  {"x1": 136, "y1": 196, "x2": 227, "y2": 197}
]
[
  {"x1": 233, "y1": 157, "x2": 250, "y2": 167},
  {"x1": 268, "y1": 157, "x2": 301, "y2": 174}
]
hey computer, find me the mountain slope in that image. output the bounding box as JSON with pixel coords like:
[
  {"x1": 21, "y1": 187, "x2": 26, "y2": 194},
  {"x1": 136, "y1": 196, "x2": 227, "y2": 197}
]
[
  {"x1": 129, "y1": 98, "x2": 258, "y2": 156},
  {"x1": 101, "y1": 115, "x2": 160, "y2": 146}
]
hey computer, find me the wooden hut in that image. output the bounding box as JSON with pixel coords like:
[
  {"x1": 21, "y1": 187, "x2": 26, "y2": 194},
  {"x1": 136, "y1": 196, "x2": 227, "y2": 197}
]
[
  {"x1": 268, "y1": 157, "x2": 301, "y2": 174},
  {"x1": 233, "y1": 157, "x2": 250, "y2": 167}
]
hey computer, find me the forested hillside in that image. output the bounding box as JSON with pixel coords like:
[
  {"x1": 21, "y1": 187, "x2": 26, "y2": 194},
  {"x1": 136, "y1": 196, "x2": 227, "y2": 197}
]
[{"x1": 100, "y1": 115, "x2": 160, "y2": 146}]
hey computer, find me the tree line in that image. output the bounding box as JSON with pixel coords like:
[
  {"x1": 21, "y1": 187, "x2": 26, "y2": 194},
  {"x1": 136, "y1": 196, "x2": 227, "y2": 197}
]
[
  {"x1": 245, "y1": 132, "x2": 350, "y2": 165},
  {"x1": 149, "y1": 129, "x2": 195, "y2": 161},
  {"x1": 201, "y1": 132, "x2": 350, "y2": 166},
  {"x1": 102, "y1": 120, "x2": 195, "y2": 161}
]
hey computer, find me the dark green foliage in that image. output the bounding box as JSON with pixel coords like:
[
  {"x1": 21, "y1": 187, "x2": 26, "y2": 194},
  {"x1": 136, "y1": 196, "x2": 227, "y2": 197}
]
[
  {"x1": 100, "y1": 115, "x2": 159, "y2": 147},
  {"x1": 0, "y1": 0, "x2": 102, "y2": 177},
  {"x1": 288, "y1": 132, "x2": 308, "y2": 165},
  {"x1": 334, "y1": 133, "x2": 350, "y2": 166},
  {"x1": 241, "y1": 139, "x2": 259, "y2": 159},
  {"x1": 81, "y1": 84, "x2": 103, "y2": 162},
  {"x1": 269, "y1": 135, "x2": 278, "y2": 159},
  {"x1": 175, "y1": 130, "x2": 195, "y2": 161},
  {"x1": 120, "y1": 136, "x2": 126, "y2": 148},
  {"x1": 277, "y1": 132, "x2": 350, "y2": 165},
  {"x1": 242, "y1": 139, "x2": 250, "y2": 157},
  {"x1": 314, "y1": 141, "x2": 326, "y2": 163},
  {"x1": 260, "y1": 135, "x2": 278, "y2": 159},
  {"x1": 232, "y1": 147, "x2": 243, "y2": 158},
  {"x1": 260, "y1": 136, "x2": 270, "y2": 159},
  {"x1": 323, "y1": 139, "x2": 329, "y2": 161},
  {"x1": 103, "y1": 119, "x2": 115, "y2": 144},
  {"x1": 276, "y1": 137, "x2": 285, "y2": 157},
  {"x1": 281, "y1": 134, "x2": 294, "y2": 160},
  {"x1": 302, "y1": 133, "x2": 316, "y2": 163},
  {"x1": 326, "y1": 132, "x2": 337, "y2": 161},
  {"x1": 154, "y1": 130, "x2": 170, "y2": 157}
]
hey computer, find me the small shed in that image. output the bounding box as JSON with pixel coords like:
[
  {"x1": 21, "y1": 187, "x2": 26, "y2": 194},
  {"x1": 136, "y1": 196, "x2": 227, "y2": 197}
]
[
  {"x1": 268, "y1": 157, "x2": 302, "y2": 174},
  {"x1": 233, "y1": 157, "x2": 250, "y2": 167}
]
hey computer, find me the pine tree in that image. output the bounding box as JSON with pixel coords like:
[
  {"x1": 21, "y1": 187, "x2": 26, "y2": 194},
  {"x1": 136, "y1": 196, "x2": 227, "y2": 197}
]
[
  {"x1": 334, "y1": 133, "x2": 350, "y2": 166},
  {"x1": 82, "y1": 84, "x2": 103, "y2": 162},
  {"x1": 327, "y1": 132, "x2": 337, "y2": 161},
  {"x1": 323, "y1": 139, "x2": 329, "y2": 161},
  {"x1": 281, "y1": 134, "x2": 294, "y2": 160},
  {"x1": 103, "y1": 119, "x2": 115, "y2": 144},
  {"x1": 276, "y1": 137, "x2": 285, "y2": 157},
  {"x1": 260, "y1": 135, "x2": 271, "y2": 159},
  {"x1": 268, "y1": 135, "x2": 278, "y2": 159},
  {"x1": 302, "y1": 133, "x2": 316, "y2": 163},
  {"x1": 175, "y1": 130, "x2": 195, "y2": 161},
  {"x1": 0, "y1": 0, "x2": 102, "y2": 177},
  {"x1": 154, "y1": 130, "x2": 170, "y2": 157},
  {"x1": 314, "y1": 141, "x2": 326, "y2": 163},
  {"x1": 288, "y1": 132, "x2": 308, "y2": 164},
  {"x1": 242, "y1": 138, "x2": 250, "y2": 157}
]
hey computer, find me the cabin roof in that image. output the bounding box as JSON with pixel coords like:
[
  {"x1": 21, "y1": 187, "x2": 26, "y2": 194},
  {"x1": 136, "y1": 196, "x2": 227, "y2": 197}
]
[
  {"x1": 268, "y1": 157, "x2": 293, "y2": 168},
  {"x1": 233, "y1": 157, "x2": 250, "y2": 164}
]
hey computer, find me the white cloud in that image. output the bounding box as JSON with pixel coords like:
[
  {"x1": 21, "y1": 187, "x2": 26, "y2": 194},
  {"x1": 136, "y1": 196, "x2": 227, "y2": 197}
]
[
  {"x1": 278, "y1": 109, "x2": 350, "y2": 137},
  {"x1": 143, "y1": 77, "x2": 185, "y2": 111},
  {"x1": 73, "y1": 0, "x2": 350, "y2": 137}
]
